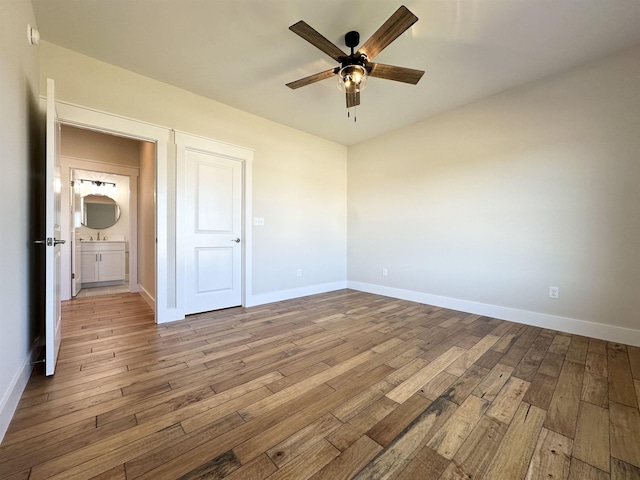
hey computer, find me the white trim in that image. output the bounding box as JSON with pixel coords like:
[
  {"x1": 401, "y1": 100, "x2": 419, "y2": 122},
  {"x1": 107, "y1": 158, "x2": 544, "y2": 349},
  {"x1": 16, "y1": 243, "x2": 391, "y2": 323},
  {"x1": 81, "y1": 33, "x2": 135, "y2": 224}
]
[
  {"x1": 348, "y1": 281, "x2": 640, "y2": 347},
  {"x1": 243, "y1": 155, "x2": 253, "y2": 308},
  {"x1": 53, "y1": 100, "x2": 179, "y2": 324},
  {"x1": 55, "y1": 100, "x2": 170, "y2": 140},
  {"x1": 138, "y1": 283, "x2": 156, "y2": 311},
  {"x1": 0, "y1": 344, "x2": 37, "y2": 443},
  {"x1": 247, "y1": 281, "x2": 348, "y2": 307},
  {"x1": 172, "y1": 130, "x2": 256, "y2": 154}
]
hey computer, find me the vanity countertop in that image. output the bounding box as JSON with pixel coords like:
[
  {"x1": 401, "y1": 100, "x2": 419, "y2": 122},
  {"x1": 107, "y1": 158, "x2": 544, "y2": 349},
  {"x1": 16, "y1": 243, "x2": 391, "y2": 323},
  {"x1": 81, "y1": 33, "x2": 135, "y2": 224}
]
[
  {"x1": 80, "y1": 240, "x2": 124, "y2": 243},
  {"x1": 79, "y1": 234, "x2": 125, "y2": 243}
]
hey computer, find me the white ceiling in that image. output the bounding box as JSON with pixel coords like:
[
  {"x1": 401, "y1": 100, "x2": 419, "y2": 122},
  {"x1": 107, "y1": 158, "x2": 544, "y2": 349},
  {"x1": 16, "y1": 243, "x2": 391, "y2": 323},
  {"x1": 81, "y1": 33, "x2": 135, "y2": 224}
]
[{"x1": 32, "y1": 0, "x2": 640, "y2": 146}]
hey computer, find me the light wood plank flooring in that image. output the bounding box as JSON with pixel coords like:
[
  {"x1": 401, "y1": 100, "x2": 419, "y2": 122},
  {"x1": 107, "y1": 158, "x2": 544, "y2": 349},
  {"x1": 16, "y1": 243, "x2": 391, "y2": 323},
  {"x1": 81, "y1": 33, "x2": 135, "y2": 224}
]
[{"x1": 1, "y1": 290, "x2": 639, "y2": 479}]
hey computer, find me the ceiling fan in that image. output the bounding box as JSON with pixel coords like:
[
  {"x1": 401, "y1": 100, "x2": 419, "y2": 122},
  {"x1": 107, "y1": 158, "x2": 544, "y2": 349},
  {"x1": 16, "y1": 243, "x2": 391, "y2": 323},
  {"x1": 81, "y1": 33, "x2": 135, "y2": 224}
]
[{"x1": 286, "y1": 5, "x2": 425, "y2": 113}]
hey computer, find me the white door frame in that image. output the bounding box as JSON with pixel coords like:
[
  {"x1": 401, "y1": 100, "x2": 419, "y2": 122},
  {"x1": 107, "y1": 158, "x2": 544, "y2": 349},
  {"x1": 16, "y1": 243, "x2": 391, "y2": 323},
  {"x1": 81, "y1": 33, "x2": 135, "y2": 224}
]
[
  {"x1": 175, "y1": 131, "x2": 253, "y2": 318},
  {"x1": 55, "y1": 100, "x2": 177, "y2": 323}
]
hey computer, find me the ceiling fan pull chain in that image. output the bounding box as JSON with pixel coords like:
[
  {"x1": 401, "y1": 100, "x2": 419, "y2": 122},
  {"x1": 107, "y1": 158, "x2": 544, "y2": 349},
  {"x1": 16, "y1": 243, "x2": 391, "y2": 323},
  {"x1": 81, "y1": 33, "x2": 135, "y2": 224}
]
[{"x1": 347, "y1": 106, "x2": 357, "y2": 122}]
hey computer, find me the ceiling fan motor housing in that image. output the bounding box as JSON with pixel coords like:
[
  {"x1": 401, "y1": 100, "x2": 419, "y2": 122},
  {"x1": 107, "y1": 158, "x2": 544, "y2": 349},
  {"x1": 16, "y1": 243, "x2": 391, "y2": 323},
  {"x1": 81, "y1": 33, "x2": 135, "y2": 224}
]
[{"x1": 345, "y1": 30, "x2": 360, "y2": 49}]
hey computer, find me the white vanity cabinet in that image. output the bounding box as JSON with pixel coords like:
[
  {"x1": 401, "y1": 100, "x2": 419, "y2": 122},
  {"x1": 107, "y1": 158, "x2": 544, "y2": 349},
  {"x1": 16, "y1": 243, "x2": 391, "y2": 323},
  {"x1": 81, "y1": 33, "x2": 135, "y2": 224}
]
[{"x1": 81, "y1": 242, "x2": 126, "y2": 286}]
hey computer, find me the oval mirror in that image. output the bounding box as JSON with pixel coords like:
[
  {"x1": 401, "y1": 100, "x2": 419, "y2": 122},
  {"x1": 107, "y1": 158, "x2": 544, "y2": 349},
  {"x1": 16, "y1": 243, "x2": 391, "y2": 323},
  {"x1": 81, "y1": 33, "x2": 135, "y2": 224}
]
[{"x1": 81, "y1": 194, "x2": 121, "y2": 229}]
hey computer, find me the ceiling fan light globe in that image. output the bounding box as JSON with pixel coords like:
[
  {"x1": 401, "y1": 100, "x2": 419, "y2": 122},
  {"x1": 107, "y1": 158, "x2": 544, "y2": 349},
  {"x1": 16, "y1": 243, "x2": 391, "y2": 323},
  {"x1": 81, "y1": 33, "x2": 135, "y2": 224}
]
[{"x1": 337, "y1": 65, "x2": 368, "y2": 93}]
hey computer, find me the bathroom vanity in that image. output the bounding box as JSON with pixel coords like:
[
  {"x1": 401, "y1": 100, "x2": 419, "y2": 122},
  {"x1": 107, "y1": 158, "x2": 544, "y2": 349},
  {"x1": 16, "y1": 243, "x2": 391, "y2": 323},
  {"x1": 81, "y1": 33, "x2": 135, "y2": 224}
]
[{"x1": 81, "y1": 241, "x2": 126, "y2": 287}]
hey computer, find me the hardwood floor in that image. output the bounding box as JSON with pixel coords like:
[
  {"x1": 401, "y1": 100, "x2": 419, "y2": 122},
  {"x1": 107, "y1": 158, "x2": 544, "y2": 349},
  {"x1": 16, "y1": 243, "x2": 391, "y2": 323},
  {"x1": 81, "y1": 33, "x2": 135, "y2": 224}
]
[{"x1": 1, "y1": 290, "x2": 639, "y2": 479}]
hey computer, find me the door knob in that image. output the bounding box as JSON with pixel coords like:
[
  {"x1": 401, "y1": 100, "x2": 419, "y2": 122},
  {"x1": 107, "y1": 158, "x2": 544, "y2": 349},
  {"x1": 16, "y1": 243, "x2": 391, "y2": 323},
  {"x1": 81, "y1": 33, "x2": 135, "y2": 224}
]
[
  {"x1": 231, "y1": 238, "x2": 241, "y2": 243},
  {"x1": 34, "y1": 238, "x2": 66, "y2": 246}
]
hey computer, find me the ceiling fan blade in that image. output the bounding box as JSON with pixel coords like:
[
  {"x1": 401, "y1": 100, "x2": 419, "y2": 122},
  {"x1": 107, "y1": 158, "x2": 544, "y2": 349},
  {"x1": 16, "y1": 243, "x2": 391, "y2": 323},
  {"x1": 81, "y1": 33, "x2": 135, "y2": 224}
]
[
  {"x1": 367, "y1": 63, "x2": 424, "y2": 85},
  {"x1": 289, "y1": 20, "x2": 347, "y2": 62},
  {"x1": 346, "y1": 91, "x2": 360, "y2": 108},
  {"x1": 358, "y1": 5, "x2": 418, "y2": 61},
  {"x1": 286, "y1": 68, "x2": 337, "y2": 89}
]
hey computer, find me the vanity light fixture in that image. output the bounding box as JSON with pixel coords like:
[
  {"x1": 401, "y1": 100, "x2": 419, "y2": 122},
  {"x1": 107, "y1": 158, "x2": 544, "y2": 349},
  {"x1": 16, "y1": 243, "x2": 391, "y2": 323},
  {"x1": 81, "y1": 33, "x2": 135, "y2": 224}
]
[{"x1": 79, "y1": 179, "x2": 116, "y2": 187}]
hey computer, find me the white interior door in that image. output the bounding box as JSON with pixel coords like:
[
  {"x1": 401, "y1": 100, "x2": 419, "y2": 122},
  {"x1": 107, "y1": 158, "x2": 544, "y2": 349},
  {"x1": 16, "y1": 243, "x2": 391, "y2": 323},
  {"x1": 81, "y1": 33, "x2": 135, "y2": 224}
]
[
  {"x1": 177, "y1": 133, "x2": 247, "y2": 315},
  {"x1": 43, "y1": 78, "x2": 64, "y2": 376}
]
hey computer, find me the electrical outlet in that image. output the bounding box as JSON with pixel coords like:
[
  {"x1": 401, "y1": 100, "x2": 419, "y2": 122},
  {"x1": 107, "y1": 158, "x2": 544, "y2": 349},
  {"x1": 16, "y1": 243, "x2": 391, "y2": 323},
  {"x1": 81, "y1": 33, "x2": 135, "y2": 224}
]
[
  {"x1": 253, "y1": 217, "x2": 265, "y2": 226},
  {"x1": 549, "y1": 286, "x2": 559, "y2": 299},
  {"x1": 297, "y1": 268, "x2": 302, "y2": 277},
  {"x1": 382, "y1": 268, "x2": 388, "y2": 277}
]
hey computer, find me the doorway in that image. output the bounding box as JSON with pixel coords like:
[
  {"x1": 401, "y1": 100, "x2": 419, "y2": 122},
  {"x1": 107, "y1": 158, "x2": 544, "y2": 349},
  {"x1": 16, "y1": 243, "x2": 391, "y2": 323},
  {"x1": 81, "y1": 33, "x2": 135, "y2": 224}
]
[
  {"x1": 59, "y1": 125, "x2": 157, "y2": 313},
  {"x1": 71, "y1": 169, "x2": 131, "y2": 298}
]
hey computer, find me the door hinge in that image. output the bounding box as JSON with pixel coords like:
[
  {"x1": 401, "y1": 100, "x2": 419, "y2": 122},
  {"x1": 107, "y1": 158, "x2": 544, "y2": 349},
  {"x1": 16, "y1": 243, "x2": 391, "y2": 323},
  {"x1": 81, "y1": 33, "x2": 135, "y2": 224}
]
[
  {"x1": 72, "y1": 273, "x2": 75, "y2": 279},
  {"x1": 70, "y1": 180, "x2": 74, "y2": 187}
]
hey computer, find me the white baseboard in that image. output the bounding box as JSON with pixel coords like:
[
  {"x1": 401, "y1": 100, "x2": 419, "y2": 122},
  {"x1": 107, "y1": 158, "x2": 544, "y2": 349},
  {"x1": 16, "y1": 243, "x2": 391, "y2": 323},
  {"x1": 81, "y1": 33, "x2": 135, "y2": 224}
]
[
  {"x1": 348, "y1": 281, "x2": 640, "y2": 347},
  {"x1": 246, "y1": 281, "x2": 348, "y2": 307},
  {"x1": 138, "y1": 284, "x2": 156, "y2": 312},
  {"x1": 0, "y1": 344, "x2": 38, "y2": 443}
]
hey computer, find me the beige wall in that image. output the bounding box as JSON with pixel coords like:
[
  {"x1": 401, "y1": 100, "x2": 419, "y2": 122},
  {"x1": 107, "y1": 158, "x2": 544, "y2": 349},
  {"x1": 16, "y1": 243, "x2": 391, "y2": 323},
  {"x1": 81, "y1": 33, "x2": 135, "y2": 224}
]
[
  {"x1": 138, "y1": 142, "x2": 156, "y2": 300},
  {"x1": 61, "y1": 125, "x2": 141, "y2": 167},
  {"x1": 0, "y1": 0, "x2": 40, "y2": 440},
  {"x1": 40, "y1": 42, "x2": 348, "y2": 297},
  {"x1": 348, "y1": 45, "x2": 640, "y2": 339}
]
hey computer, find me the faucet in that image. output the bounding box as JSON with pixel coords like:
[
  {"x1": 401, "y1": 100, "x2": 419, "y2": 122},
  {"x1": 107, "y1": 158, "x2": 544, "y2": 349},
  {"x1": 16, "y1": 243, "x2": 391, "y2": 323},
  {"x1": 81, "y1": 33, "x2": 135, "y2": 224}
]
[{"x1": 97, "y1": 231, "x2": 100, "y2": 241}]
